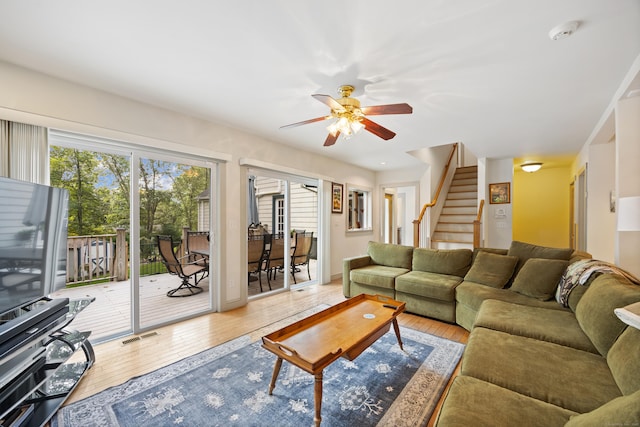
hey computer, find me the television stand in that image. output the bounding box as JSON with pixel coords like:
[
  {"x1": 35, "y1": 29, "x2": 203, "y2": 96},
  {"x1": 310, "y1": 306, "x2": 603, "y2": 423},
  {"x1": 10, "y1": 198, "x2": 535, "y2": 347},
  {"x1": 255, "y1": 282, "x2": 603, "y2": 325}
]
[{"x1": 0, "y1": 297, "x2": 94, "y2": 427}]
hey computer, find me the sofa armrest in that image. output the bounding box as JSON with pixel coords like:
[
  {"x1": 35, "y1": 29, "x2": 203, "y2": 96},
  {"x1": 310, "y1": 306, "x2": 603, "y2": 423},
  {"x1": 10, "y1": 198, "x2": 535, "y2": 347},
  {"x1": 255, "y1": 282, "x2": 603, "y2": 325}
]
[{"x1": 343, "y1": 255, "x2": 372, "y2": 297}]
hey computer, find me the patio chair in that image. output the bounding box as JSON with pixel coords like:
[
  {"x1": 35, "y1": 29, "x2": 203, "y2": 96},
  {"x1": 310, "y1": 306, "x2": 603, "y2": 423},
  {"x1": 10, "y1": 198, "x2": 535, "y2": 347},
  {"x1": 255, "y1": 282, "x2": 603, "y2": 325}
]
[
  {"x1": 265, "y1": 233, "x2": 287, "y2": 288},
  {"x1": 248, "y1": 234, "x2": 268, "y2": 292},
  {"x1": 186, "y1": 231, "x2": 209, "y2": 268},
  {"x1": 157, "y1": 235, "x2": 207, "y2": 297},
  {"x1": 291, "y1": 231, "x2": 313, "y2": 284}
]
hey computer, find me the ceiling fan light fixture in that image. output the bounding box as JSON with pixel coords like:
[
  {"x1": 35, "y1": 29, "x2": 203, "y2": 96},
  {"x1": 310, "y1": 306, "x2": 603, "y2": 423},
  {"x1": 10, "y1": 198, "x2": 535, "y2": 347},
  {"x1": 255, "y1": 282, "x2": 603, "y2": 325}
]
[
  {"x1": 327, "y1": 121, "x2": 340, "y2": 137},
  {"x1": 350, "y1": 119, "x2": 364, "y2": 134},
  {"x1": 281, "y1": 84, "x2": 412, "y2": 146},
  {"x1": 327, "y1": 115, "x2": 363, "y2": 139},
  {"x1": 521, "y1": 162, "x2": 543, "y2": 173}
]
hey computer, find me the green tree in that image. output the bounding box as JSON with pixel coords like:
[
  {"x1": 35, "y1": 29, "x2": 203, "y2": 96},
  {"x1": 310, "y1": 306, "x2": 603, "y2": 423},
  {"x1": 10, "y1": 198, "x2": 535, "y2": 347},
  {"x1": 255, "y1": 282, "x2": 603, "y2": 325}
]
[
  {"x1": 50, "y1": 147, "x2": 109, "y2": 235},
  {"x1": 139, "y1": 159, "x2": 172, "y2": 239},
  {"x1": 171, "y1": 166, "x2": 208, "y2": 230},
  {"x1": 101, "y1": 153, "x2": 131, "y2": 229}
]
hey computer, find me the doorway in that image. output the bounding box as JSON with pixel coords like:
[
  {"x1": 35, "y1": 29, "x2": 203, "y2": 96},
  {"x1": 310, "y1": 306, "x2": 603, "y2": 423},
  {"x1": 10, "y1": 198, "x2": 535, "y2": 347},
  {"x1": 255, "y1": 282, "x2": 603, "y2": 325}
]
[
  {"x1": 247, "y1": 171, "x2": 318, "y2": 297},
  {"x1": 382, "y1": 184, "x2": 418, "y2": 246}
]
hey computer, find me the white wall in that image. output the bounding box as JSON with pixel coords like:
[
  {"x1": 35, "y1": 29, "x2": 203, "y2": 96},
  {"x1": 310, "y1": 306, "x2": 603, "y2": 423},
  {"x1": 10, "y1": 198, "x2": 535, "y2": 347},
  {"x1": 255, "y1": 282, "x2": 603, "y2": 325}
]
[
  {"x1": 0, "y1": 60, "x2": 377, "y2": 310},
  {"x1": 615, "y1": 96, "x2": 640, "y2": 277},
  {"x1": 484, "y1": 158, "x2": 513, "y2": 249},
  {"x1": 586, "y1": 142, "x2": 616, "y2": 262}
]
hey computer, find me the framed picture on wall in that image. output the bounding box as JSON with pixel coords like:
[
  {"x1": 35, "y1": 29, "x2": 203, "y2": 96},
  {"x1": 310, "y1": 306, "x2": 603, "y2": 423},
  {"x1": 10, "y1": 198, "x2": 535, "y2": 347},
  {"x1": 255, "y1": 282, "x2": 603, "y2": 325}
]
[
  {"x1": 332, "y1": 183, "x2": 343, "y2": 213},
  {"x1": 489, "y1": 182, "x2": 510, "y2": 204}
]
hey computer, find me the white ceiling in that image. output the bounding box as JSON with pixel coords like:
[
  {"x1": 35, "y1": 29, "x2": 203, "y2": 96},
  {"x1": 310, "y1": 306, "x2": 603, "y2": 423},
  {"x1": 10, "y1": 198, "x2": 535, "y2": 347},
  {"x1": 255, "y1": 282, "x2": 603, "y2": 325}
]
[{"x1": 0, "y1": 1, "x2": 639, "y2": 171}]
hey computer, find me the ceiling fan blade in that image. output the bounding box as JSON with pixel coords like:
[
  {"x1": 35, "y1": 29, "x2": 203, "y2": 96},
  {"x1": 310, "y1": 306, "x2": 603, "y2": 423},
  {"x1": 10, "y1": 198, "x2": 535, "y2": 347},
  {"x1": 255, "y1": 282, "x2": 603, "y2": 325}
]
[
  {"x1": 323, "y1": 132, "x2": 340, "y2": 146},
  {"x1": 362, "y1": 118, "x2": 396, "y2": 140},
  {"x1": 312, "y1": 94, "x2": 344, "y2": 111},
  {"x1": 280, "y1": 116, "x2": 329, "y2": 129},
  {"x1": 361, "y1": 103, "x2": 413, "y2": 116}
]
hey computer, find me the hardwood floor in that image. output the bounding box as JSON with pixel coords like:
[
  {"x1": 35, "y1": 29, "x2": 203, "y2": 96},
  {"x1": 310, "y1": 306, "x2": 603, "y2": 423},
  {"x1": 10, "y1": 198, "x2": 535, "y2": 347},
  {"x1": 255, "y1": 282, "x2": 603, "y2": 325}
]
[{"x1": 64, "y1": 279, "x2": 469, "y2": 426}]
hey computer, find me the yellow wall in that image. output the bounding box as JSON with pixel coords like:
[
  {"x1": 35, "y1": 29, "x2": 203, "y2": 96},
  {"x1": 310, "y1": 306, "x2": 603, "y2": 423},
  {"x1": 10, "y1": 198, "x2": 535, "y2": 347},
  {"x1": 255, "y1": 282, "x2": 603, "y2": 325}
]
[{"x1": 513, "y1": 164, "x2": 572, "y2": 248}]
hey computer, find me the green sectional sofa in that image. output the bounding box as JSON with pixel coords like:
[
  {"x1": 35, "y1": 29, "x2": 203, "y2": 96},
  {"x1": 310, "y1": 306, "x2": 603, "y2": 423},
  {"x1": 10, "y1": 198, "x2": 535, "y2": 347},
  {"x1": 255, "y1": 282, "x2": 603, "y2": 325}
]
[
  {"x1": 436, "y1": 272, "x2": 640, "y2": 426},
  {"x1": 343, "y1": 240, "x2": 640, "y2": 425},
  {"x1": 343, "y1": 241, "x2": 472, "y2": 322}
]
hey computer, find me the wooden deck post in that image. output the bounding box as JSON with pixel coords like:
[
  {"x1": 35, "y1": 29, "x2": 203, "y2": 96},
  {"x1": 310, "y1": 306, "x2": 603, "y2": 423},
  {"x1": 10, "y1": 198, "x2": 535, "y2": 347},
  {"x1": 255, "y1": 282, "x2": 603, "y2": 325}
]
[{"x1": 114, "y1": 228, "x2": 128, "y2": 281}]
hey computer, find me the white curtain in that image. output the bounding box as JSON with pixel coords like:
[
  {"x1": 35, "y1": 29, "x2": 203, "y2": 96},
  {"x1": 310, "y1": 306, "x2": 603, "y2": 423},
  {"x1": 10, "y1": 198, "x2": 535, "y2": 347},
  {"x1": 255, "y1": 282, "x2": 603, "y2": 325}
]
[
  {"x1": 0, "y1": 120, "x2": 8, "y2": 177},
  {"x1": 0, "y1": 119, "x2": 48, "y2": 184}
]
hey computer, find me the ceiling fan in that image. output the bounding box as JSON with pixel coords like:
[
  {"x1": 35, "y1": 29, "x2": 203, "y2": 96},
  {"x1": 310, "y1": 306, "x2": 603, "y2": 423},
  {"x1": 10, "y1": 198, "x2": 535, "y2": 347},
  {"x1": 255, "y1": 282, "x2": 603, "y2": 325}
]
[{"x1": 280, "y1": 85, "x2": 413, "y2": 147}]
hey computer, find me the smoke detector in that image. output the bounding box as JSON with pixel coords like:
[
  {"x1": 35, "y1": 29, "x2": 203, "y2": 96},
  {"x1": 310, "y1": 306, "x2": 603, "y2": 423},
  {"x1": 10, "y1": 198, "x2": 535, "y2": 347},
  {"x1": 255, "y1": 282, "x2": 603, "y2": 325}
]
[{"x1": 548, "y1": 21, "x2": 579, "y2": 41}]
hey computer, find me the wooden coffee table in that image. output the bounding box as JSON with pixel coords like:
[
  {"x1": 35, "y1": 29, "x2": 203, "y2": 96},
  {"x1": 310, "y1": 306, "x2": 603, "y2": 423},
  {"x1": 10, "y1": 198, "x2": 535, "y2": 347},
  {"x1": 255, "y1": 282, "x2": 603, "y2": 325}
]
[{"x1": 261, "y1": 293, "x2": 405, "y2": 426}]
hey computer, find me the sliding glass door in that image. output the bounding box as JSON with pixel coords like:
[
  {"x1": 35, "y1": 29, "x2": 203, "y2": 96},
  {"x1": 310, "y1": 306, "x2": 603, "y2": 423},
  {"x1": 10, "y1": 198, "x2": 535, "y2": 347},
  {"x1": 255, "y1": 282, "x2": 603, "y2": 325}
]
[
  {"x1": 49, "y1": 143, "x2": 133, "y2": 342},
  {"x1": 247, "y1": 171, "x2": 318, "y2": 298},
  {"x1": 137, "y1": 154, "x2": 213, "y2": 329},
  {"x1": 49, "y1": 130, "x2": 217, "y2": 342}
]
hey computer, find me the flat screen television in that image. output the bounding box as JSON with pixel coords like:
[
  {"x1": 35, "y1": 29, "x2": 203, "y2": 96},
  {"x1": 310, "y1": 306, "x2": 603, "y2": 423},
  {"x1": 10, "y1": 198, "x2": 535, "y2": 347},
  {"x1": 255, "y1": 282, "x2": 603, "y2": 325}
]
[{"x1": 0, "y1": 177, "x2": 69, "y2": 315}]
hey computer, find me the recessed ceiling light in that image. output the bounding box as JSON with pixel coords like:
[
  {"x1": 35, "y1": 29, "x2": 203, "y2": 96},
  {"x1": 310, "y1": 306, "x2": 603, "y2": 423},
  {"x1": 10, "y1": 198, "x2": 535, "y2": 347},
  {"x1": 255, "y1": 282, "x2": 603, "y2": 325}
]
[
  {"x1": 548, "y1": 21, "x2": 579, "y2": 41},
  {"x1": 380, "y1": 161, "x2": 386, "y2": 165}
]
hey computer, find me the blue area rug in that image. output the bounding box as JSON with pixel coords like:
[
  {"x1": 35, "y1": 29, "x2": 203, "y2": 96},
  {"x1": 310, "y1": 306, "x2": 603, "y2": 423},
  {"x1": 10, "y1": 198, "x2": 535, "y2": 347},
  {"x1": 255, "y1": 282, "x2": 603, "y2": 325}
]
[{"x1": 53, "y1": 319, "x2": 464, "y2": 426}]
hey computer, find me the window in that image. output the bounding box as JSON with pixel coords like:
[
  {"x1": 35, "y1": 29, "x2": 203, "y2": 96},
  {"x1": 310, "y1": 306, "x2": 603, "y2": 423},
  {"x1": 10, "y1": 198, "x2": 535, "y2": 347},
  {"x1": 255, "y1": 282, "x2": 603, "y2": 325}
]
[{"x1": 346, "y1": 184, "x2": 372, "y2": 232}]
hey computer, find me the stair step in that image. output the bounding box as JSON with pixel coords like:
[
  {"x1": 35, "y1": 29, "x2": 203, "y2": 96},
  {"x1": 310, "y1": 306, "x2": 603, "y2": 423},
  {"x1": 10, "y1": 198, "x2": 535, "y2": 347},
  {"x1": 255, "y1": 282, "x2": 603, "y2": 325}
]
[
  {"x1": 449, "y1": 184, "x2": 477, "y2": 193},
  {"x1": 444, "y1": 199, "x2": 477, "y2": 207},
  {"x1": 428, "y1": 164, "x2": 478, "y2": 251},
  {"x1": 432, "y1": 232, "x2": 473, "y2": 243},
  {"x1": 453, "y1": 175, "x2": 476, "y2": 183},
  {"x1": 456, "y1": 166, "x2": 477, "y2": 172},
  {"x1": 442, "y1": 206, "x2": 477, "y2": 215},
  {"x1": 436, "y1": 223, "x2": 474, "y2": 232},
  {"x1": 440, "y1": 214, "x2": 476, "y2": 222},
  {"x1": 432, "y1": 242, "x2": 474, "y2": 250},
  {"x1": 455, "y1": 169, "x2": 476, "y2": 175},
  {"x1": 451, "y1": 177, "x2": 477, "y2": 186},
  {"x1": 447, "y1": 191, "x2": 477, "y2": 200}
]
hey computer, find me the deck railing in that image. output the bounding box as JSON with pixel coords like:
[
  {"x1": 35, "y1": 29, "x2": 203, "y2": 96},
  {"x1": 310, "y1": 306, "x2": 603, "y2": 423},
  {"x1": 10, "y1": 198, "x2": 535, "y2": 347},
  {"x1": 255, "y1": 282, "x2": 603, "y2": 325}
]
[
  {"x1": 66, "y1": 228, "x2": 129, "y2": 285},
  {"x1": 65, "y1": 229, "x2": 192, "y2": 286}
]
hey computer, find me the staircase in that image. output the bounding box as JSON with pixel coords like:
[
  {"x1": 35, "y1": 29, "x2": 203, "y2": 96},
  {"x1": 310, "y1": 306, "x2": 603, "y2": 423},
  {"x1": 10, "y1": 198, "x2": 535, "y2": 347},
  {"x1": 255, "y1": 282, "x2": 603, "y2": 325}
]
[{"x1": 432, "y1": 166, "x2": 477, "y2": 249}]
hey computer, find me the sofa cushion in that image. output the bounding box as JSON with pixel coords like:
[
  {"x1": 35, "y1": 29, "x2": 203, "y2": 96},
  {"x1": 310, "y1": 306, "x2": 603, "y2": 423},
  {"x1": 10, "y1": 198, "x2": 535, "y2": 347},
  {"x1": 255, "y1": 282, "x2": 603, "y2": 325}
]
[
  {"x1": 367, "y1": 241, "x2": 413, "y2": 269},
  {"x1": 462, "y1": 328, "x2": 622, "y2": 413},
  {"x1": 474, "y1": 299, "x2": 598, "y2": 353},
  {"x1": 350, "y1": 265, "x2": 409, "y2": 290},
  {"x1": 472, "y1": 247, "x2": 508, "y2": 262},
  {"x1": 464, "y1": 251, "x2": 518, "y2": 288},
  {"x1": 565, "y1": 389, "x2": 640, "y2": 427},
  {"x1": 435, "y1": 375, "x2": 576, "y2": 427},
  {"x1": 511, "y1": 258, "x2": 569, "y2": 301},
  {"x1": 456, "y1": 280, "x2": 569, "y2": 312},
  {"x1": 575, "y1": 274, "x2": 640, "y2": 356},
  {"x1": 507, "y1": 240, "x2": 574, "y2": 276},
  {"x1": 411, "y1": 248, "x2": 472, "y2": 277},
  {"x1": 607, "y1": 326, "x2": 640, "y2": 395},
  {"x1": 395, "y1": 271, "x2": 462, "y2": 301}
]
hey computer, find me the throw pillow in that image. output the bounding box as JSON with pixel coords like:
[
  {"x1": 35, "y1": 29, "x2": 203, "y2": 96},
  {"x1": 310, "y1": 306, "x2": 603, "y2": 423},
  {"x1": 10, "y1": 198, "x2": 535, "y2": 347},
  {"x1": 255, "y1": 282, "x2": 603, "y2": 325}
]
[
  {"x1": 464, "y1": 251, "x2": 518, "y2": 288},
  {"x1": 507, "y1": 240, "x2": 574, "y2": 276},
  {"x1": 511, "y1": 258, "x2": 569, "y2": 301},
  {"x1": 367, "y1": 241, "x2": 413, "y2": 269},
  {"x1": 412, "y1": 248, "x2": 473, "y2": 277}
]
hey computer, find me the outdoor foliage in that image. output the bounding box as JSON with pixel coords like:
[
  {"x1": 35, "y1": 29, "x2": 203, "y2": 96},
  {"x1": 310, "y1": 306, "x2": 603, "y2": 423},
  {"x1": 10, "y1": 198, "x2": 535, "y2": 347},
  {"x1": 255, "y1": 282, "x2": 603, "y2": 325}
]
[{"x1": 49, "y1": 147, "x2": 209, "y2": 244}]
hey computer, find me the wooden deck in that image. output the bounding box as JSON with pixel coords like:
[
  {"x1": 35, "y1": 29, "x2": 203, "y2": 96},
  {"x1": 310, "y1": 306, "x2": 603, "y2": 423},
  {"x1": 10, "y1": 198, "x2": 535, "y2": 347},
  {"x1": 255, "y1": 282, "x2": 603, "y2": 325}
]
[{"x1": 50, "y1": 260, "x2": 317, "y2": 341}]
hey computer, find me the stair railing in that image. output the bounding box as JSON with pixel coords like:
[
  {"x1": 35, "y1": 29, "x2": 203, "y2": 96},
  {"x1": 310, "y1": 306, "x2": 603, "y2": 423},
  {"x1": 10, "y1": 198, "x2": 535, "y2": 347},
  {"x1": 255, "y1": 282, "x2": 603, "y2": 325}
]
[
  {"x1": 473, "y1": 199, "x2": 485, "y2": 248},
  {"x1": 413, "y1": 143, "x2": 459, "y2": 247}
]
